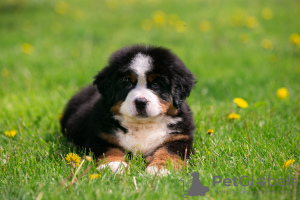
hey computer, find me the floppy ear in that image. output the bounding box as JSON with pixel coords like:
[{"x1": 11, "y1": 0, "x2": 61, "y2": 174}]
[
  {"x1": 171, "y1": 60, "x2": 197, "y2": 108},
  {"x1": 93, "y1": 66, "x2": 116, "y2": 103}
]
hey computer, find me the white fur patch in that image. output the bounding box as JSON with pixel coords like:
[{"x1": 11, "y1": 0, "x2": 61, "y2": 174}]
[
  {"x1": 119, "y1": 85, "x2": 162, "y2": 118},
  {"x1": 120, "y1": 53, "x2": 162, "y2": 118},
  {"x1": 130, "y1": 53, "x2": 152, "y2": 86},
  {"x1": 96, "y1": 161, "x2": 128, "y2": 174},
  {"x1": 146, "y1": 166, "x2": 170, "y2": 176},
  {"x1": 114, "y1": 115, "x2": 181, "y2": 156}
]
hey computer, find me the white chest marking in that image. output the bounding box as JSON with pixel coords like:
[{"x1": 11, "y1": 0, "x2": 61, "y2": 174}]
[{"x1": 114, "y1": 116, "x2": 181, "y2": 156}]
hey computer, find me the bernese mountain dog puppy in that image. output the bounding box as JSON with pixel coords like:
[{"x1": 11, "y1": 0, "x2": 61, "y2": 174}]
[{"x1": 60, "y1": 45, "x2": 196, "y2": 176}]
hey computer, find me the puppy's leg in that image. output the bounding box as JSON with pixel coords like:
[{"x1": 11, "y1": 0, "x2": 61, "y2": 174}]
[
  {"x1": 97, "y1": 148, "x2": 128, "y2": 174},
  {"x1": 145, "y1": 135, "x2": 193, "y2": 176}
]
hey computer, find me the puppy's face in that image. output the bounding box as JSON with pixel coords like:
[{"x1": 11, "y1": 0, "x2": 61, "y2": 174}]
[
  {"x1": 112, "y1": 53, "x2": 173, "y2": 119},
  {"x1": 94, "y1": 45, "x2": 196, "y2": 120}
]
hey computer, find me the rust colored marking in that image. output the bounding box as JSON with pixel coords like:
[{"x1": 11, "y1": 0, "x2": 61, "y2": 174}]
[
  {"x1": 159, "y1": 99, "x2": 178, "y2": 116},
  {"x1": 128, "y1": 73, "x2": 137, "y2": 83},
  {"x1": 98, "y1": 148, "x2": 126, "y2": 163},
  {"x1": 110, "y1": 101, "x2": 123, "y2": 115},
  {"x1": 147, "y1": 74, "x2": 158, "y2": 83},
  {"x1": 146, "y1": 148, "x2": 182, "y2": 169},
  {"x1": 162, "y1": 134, "x2": 190, "y2": 145}
]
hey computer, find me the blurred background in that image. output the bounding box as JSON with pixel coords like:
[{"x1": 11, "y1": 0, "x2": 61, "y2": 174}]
[{"x1": 0, "y1": 0, "x2": 299, "y2": 122}]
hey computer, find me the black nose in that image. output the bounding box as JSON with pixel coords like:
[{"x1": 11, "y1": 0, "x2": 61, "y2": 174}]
[{"x1": 134, "y1": 98, "x2": 148, "y2": 111}]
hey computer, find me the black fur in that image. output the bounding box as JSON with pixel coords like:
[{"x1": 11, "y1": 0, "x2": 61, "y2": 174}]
[{"x1": 60, "y1": 44, "x2": 196, "y2": 160}]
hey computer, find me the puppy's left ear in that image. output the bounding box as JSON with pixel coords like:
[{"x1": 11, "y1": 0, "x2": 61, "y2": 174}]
[
  {"x1": 93, "y1": 66, "x2": 116, "y2": 103},
  {"x1": 171, "y1": 60, "x2": 197, "y2": 108}
]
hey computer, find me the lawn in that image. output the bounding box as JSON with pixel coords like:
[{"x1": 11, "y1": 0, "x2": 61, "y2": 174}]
[{"x1": 0, "y1": 0, "x2": 299, "y2": 199}]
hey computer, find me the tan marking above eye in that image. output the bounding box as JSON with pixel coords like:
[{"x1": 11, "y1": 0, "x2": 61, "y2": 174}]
[
  {"x1": 147, "y1": 74, "x2": 158, "y2": 83},
  {"x1": 127, "y1": 73, "x2": 137, "y2": 83}
]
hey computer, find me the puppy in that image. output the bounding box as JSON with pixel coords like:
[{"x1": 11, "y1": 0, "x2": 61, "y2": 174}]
[{"x1": 60, "y1": 45, "x2": 196, "y2": 175}]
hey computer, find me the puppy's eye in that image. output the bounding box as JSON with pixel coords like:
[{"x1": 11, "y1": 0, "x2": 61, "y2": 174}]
[
  {"x1": 152, "y1": 82, "x2": 160, "y2": 89},
  {"x1": 126, "y1": 82, "x2": 133, "y2": 89}
]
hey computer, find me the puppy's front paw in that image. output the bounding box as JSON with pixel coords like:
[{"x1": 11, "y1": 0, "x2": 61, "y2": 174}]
[
  {"x1": 97, "y1": 161, "x2": 128, "y2": 174},
  {"x1": 146, "y1": 166, "x2": 170, "y2": 176}
]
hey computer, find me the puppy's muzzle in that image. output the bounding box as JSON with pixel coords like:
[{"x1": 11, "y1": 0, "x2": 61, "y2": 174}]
[{"x1": 134, "y1": 98, "x2": 148, "y2": 117}]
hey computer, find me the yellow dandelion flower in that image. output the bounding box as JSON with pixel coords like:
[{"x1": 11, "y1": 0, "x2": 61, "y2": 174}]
[
  {"x1": 55, "y1": 1, "x2": 69, "y2": 15},
  {"x1": 142, "y1": 19, "x2": 153, "y2": 31},
  {"x1": 21, "y1": 43, "x2": 33, "y2": 54},
  {"x1": 90, "y1": 173, "x2": 101, "y2": 180},
  {"x1": 276, "y1": 87, "x2": 288, "y2": 99},
  {"x1": 65, "y1": 153, "x2": 81, "y2": 167},
  {"x1": 239, "y1": 34, "x2": 249, "y2": 44},
  {"x1": 229, "y1": 8, "x2": 246, "y2": 27},
  {"x1": 261, "y1": 39, "x2": 273, "y2": 50},
  {"x1": 245, "y1": 16, "x2": 258, "y2": 28},
  {"x1": 233, "y1": 98, "x2": 248, "y2": 108},
  {"x1": 84, "y1": 156, "x2": 92, "y2": 162},
  {"x1": 282, "y1": 159, "x2": 295, "y2": 168},
  {"x1": 228, "y1": 113, "x2": 240, "y2": 120},
  {"x1": 199, "y1": 20, "x2": 211, "y2": 32},
  {"x1": 153, "y1": 11, "x2": 166, "y2": 26},
  {"x1": 105, "y1": 0, "x2": 119, "y2": 9},
  {"x1": 261, "y1": 8, "x2": 273, "y2": 20},
  {"x1": 175, "y1": 20, "x2": 187, "y2": 33},
  {"x1": 1, "y1": 68, "x2": 11, "y2": 77},
  {"x1": 207, "y1": 129, "x2": 214, "y2": 136},
  {"x1": 5, "y1": 130, "x2": 17, "y2": 138},
  {"x1": 290, "y1": 33, "x2": 300, "y2": 46}
]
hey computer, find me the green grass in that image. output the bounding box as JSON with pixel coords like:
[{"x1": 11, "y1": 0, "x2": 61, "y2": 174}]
[{"x1": 1, "y1": 0, "x2": 300, "y2": 199}]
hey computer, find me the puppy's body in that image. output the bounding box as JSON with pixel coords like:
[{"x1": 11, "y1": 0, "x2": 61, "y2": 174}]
[{"x1": 60, "y1": 45, "x2": 196, "y2": 175}]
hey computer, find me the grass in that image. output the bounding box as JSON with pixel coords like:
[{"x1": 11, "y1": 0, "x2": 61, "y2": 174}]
[{"x1": 0, "y1": 0, "x2": 300, "y2": 199}]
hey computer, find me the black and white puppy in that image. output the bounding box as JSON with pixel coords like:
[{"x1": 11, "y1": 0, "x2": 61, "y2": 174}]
[{"x1": 60, "y1": 45, "x2": 196, "y2": 175}]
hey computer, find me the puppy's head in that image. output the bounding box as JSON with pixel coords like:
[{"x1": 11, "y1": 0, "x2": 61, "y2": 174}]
[{"x1": 93, "y1": 45, "x2": 196, "y2": 120}]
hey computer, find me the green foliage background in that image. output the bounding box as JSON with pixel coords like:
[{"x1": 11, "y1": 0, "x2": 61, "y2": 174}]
[{"x1": 0, "y1": 0, "x2": 299, "y2": 199}]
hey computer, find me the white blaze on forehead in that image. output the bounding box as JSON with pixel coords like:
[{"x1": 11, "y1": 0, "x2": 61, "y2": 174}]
[{"x1": 129, "y1": 53, "x2": 152, "y2": 85}]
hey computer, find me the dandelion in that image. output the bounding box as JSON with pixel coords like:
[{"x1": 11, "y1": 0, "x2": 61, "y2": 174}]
[
  {"x1": 276, "y1": 87, "x2": 288, "y2": 99},
  {"x1": 239, "y1": 34, "x2": 249, "y2": 44},
  {"x1": 261, "y1": 8, "x2": 273, "y2": 20},
  {"x1": 228, "y1": 113, "x2": 240, "y2": 120},
  {"x1": 65, "y1": 153, "x2": 81, "y2": 167},
  {"x1": 55, "y1": 1, "x2": 69, "y2": 15},
  {"x1": 174, "y1": 20, "x2": 187, "y2": 33},
  {"x1": 153, "y1": 11, "x2": 166, "y2": 26},
  {"x1": 207, "y1": 129, "x2": 214, "y2": 136},
  {"x1": 1, "y1": 68, "x2": 11, "y2": 77},
  {"x1": 261, "y1": 39, "x2": 273, "y2": 50},
  {"x1": 21, "y1": 43, "x2": 33, "y2": 54},
  {"x1": 90, "y1": 173, "x2": 101, "y2": 180},
  {"x1": 230, "y1": 8, "x2": 246, "y2": 27},
  {"x1": 290, "y1": 33, "x2": 300, "y2": 46},
  {"x1": 142, "y1": 19, "x2": 153, "y2": 31},
  {"x1": 199, "y1": 20, "x2": 211, "y2": 32},
  {"x1": 245, "y1": 16, "x2": 258, "y2": 28},
  {"x1": 233, "y1": 98, "x2": 248, "y2": 108},
  {"x1": 84, "y1": 156, "x2": 92, "y2": 162},
  {"x1": 5, "y1": 130, "x2": 17, "y2": 138},
  {"x1": 282, "y1": 159, "x2": 295, "y2": 168}
]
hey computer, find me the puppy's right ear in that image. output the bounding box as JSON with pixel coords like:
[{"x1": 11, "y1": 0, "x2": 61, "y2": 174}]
[{"x1": 93, "y1": 66, "x2": 115, "y2": 101}]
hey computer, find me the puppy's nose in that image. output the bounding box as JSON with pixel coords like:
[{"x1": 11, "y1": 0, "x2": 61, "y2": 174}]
[{"x1": 134, "y1": 98, "x2": 148, "y2": 111}]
